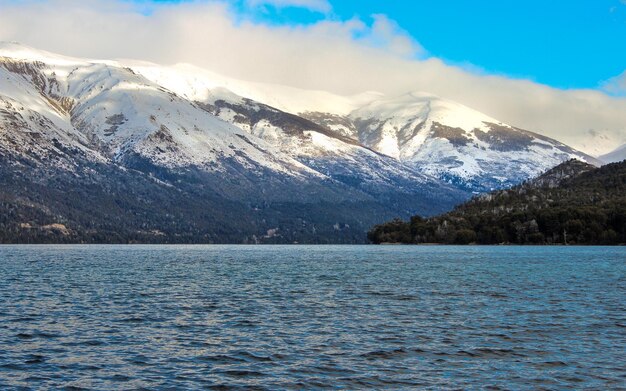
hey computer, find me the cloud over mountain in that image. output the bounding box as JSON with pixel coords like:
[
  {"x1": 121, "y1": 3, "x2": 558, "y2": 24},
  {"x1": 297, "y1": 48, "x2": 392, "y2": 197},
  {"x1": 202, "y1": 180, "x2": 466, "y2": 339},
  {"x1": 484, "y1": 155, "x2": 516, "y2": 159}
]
[
  {"x1": 0, "y1": 0, "x2": 624, "y2": 155},
  {"x1": 602, "y1": 70, "x2": 626, "y2": 96}
]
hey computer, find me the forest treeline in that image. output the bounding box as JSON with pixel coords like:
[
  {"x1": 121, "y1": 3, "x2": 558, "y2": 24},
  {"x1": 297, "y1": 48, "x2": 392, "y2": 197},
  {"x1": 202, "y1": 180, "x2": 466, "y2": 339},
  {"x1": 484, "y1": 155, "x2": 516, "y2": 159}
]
[
  {"x1": 0, "y1": 159, "x2": 381, "y2": 244},
  {"x1": 368, "y1": 160, "x2": 626, "y2": 245}
]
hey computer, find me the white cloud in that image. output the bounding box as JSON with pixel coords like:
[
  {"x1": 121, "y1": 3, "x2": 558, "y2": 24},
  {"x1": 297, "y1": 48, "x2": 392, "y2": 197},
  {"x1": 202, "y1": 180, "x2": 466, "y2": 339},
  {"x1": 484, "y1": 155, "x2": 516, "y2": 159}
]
[
  {"x1": 246, "y1": 0, "x2": 331, "y2": 13},
  {"x1": 368, "y1": 14, "x2": 425, "y2": 58},
  {"x1": 601, "y1": 71, "x2": 626, "y2": 96},
  {"x1": 0, "y1": 0, "x2": 624, "y2": 156}
]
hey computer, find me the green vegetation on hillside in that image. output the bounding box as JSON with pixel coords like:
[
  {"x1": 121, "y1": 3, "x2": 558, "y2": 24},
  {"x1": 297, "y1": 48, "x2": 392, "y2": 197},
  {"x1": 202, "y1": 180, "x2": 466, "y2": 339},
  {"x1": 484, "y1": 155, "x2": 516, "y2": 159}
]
[{"x1": 368, "y1": 160, "x2": 626, "y2": 245}]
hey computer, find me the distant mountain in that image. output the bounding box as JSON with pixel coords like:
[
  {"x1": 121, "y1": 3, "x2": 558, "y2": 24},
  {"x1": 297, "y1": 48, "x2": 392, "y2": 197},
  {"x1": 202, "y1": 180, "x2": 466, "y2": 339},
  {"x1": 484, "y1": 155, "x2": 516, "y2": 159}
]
[
  {"x1": 368, "y1": 159, "x2": 626, "y2": 245},
  {"x1": 600, "y1": 144, "x2": 626, "y2": 164},
  {"x1": 131, "y1": 61, "x2": 600, "y2": 193},
  {"x1": 303, "y1": 93, "x2": 600, "y2": 192},
  {"x1": 0, "y1": 43, "x2": 603, "y2": 243},
  {"x1": 0, "y1": 43, "x2": 464, "y2": 243}
]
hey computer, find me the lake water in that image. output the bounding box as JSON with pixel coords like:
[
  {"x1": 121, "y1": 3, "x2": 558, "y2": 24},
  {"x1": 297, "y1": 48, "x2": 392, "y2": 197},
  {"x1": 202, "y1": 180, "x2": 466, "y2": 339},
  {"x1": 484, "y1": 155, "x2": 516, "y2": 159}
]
[{"x1": 0, "y1": 245, "x2": 624, "y2": 390}]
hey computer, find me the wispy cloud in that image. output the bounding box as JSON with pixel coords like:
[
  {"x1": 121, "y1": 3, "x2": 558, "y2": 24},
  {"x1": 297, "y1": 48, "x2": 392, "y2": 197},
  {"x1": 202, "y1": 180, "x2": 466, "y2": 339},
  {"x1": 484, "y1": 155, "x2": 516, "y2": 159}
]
[
  {"x1": 366, "y1": 14, "x2": 425, "y2": 58},
  {"x1": 0, "y1": 0, "x2": 624, "y2": 156},
  {"x1": 601, "y1": 71, "x2": 626, "y2": 96},
  {"x1": 245, "y1": 0, "x2": 331, "y2": 13}
]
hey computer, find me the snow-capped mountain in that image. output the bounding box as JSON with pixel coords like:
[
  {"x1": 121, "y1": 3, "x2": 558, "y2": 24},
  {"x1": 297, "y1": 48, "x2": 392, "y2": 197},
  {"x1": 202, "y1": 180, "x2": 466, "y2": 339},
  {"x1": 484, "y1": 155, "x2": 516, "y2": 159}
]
[
  {"x1": 303, "y1": 93, "x2": 599, "y2": 191},
  {"x1": 0, "y1": 42, "x2": 600, "y2": 243},
  {"x1": 0, "y1": 43, "x2": 316, "y2": 177},
  {"x1": 131, "y1": 61, "x2": 599, "y2": 192},
  {"x1": 0, "y1": 42, "x2": 466, "y2": 243}
]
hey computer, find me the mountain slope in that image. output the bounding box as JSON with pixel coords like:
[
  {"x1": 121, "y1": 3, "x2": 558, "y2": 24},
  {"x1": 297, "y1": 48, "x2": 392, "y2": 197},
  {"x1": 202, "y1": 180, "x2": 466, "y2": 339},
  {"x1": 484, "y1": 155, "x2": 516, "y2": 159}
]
[
  {"x1": 0, "y1": 43, "x2": 468, "y2": 243},
  {"x1": 368, "y1": 159, "x2": 626, "y2": 245},
  {"x1": 304, "y1": 93, "x2": 600, "y2": 192},
  {"x1": 131, "y1": 60, "x2": 599, "y2": 193},
  {"x1": 600, "y1": 144, "x2": 626, "y2": 164},
  {"x1": 0, "y1": 42, "x2": 607, "y2": 243}
]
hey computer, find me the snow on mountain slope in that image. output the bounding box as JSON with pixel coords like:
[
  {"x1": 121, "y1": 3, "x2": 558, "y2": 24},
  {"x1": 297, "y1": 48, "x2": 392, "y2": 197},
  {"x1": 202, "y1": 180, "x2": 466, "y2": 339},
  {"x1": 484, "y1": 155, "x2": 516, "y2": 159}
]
[
  {"x1": 0, "y1": 42, "x2": 601, "y2": 198},
  {"x1": 0, "y1": 43, "x2": 322, "y2": 178},
  {"x1": 304, "y1": 93, "x2": 600, "y2": 191},
  {"x1": 0, "y1": 41, "x2": 92, "y2": 67},
  {"x1": 65, "y1": 64, "x2": 316, "y2": 175},
  {"x1": 599, "y1": 144, "x2": 626, "y2": 164},
  {"x1": 348, "y1": 92, "x2": 502, "y2": 159},
  {"x1": 109, "y1": 60, "x2": 459, "y2": 202},
  {"x1": 0, "y1": 42, "x2": 422, "y2": 185},
  {"x1": 0, "y1": 52, "x2": 107, "y2": 168},
  {"x1": 128, "y1": 62, "x2": 380, "y2": 116},
  {"x1": 93, "y1": 63, "x2": 459, "y2": 203},
  {"x1": 121, "y1": 57, "x2": 600, "y2": 192},
  {"x1": 0, "y1": 42, "x2": 468, "y2": 221},
  {"x1": 187, "y1": 89, "x2": 468, "y2": 211}
]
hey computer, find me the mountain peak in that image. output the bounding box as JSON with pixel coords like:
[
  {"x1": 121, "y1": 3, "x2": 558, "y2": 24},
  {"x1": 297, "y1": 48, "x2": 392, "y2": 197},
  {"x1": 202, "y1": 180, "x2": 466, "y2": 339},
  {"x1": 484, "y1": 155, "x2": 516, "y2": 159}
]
[
  {"x1": 352, "y1": 90, "x2": 502, "y2": 131},
  {"x1": 0, "y1": 41, "x2": 87, "y2": 66},
  {"x1": 0, "y1": 43, "x2": 601, "y2": 195}
]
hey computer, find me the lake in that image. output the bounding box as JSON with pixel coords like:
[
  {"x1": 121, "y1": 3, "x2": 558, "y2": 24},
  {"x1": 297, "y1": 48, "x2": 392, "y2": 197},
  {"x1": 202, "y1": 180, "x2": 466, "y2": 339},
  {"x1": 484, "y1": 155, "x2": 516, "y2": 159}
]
[{"x1": 0, "y1": 245, "x2": 624, "y2": 389}]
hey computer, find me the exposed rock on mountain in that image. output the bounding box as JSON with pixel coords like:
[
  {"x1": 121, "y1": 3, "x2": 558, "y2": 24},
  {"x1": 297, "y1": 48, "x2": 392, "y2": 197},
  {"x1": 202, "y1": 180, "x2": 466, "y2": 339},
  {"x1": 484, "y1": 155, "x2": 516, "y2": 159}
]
[
  {"x1": 303, "y1": 93, "x2": 600, "y2": 192},
  {"x1": 0, "y1": 42, "x2": 603, "y2": 243},
  {"x1": 0, "y1": 43, "x2": 463, "y2": 243}
]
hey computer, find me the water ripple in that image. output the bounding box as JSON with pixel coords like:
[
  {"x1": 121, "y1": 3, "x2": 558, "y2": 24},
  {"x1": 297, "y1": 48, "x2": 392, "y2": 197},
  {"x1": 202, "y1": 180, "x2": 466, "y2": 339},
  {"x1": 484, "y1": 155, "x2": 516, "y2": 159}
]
[{"x1": 0, "y1": 245, "x2": 624, "y2": 390}]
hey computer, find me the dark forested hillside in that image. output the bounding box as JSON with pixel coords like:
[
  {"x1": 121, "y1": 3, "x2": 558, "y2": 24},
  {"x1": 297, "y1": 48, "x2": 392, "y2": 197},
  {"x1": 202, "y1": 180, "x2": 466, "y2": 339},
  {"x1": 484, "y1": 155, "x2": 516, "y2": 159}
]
[
  {"x1": 368, "y1": 160, "x2": 626, "y2": 245},
  {"x1": 0, "y1": 157, "x2": 411, "y2": 245}
]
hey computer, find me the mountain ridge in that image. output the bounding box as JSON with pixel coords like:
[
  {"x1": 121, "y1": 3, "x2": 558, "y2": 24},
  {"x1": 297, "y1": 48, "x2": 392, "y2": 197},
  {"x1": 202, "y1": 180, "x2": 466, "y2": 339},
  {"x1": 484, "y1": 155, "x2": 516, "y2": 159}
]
[
  {"x1": 0, "y1": 42, "x2": 609, "y2": 243},
  {"x1": 599, "y1": 144, "x2": 626, "y2": 164},
  {"x1": 120, "y1": 52, "x2": 599, "y2": 191}
]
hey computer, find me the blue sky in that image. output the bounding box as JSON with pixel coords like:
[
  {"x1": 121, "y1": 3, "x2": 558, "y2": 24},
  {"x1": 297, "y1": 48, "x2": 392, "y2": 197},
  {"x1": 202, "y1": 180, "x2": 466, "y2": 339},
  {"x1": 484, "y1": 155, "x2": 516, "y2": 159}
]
[
  {"x1": 149, "y1": 0, "x2": 626, "y2": 90},
  {"x1": 329, "y1": 0, "x2": 626, "y2": 90}
]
